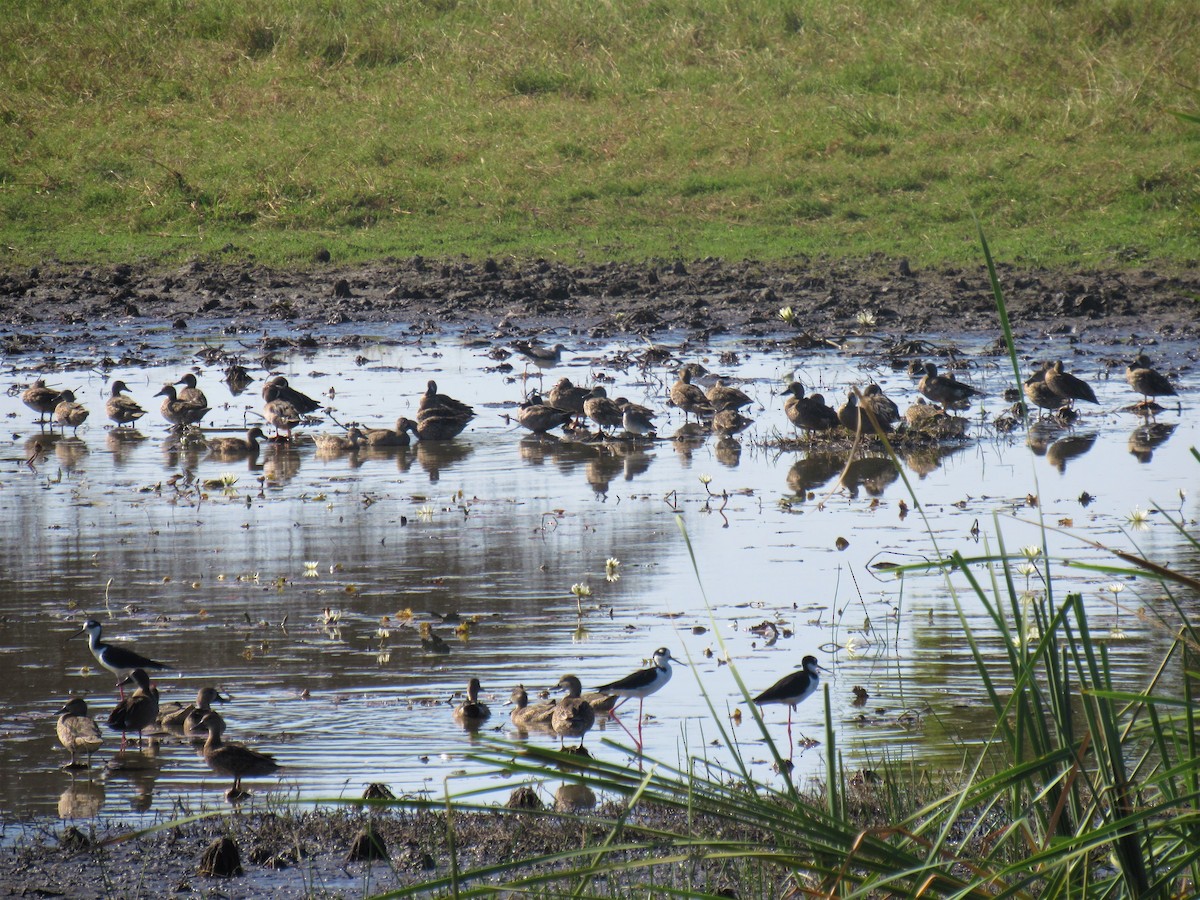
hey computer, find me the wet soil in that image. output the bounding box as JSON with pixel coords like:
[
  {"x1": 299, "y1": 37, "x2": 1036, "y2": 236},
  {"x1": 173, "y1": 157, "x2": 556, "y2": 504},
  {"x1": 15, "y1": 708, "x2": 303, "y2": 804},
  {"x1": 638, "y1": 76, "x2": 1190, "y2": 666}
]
[{"x1": 2, "y1": 257, "x2": 1199, "y2": 357}]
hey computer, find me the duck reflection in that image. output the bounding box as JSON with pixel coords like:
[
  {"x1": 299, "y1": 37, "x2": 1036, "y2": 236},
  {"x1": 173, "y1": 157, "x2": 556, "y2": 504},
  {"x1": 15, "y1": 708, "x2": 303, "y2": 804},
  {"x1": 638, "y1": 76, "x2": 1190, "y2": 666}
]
[
  {"x1": 1026, "y1": 422, "x2": 1061, "y2": 458},
  {"x1": 786, "y1": 452, "x2": 846, "y2": 500},
  {"x1": 900, "y1": 443, "x2": 968, "y2": 479},
  {"x1": 106, "y1": 429, "x2": 147, "y2": 466},
  {"x1": 1046, "y1": 432, "x2": 1097, "y2": 473},
  {"x1": 1128, "y1": 422, "x2": 1176, "y2": 463},
  {"x1": 672, "y1": 424, "x2": 709, "y2": 466},
  {"x1": 841, "y1": 454, "x2": 899, "y2": 499},
  {"x1": 414, "y1": 438, "x2": 474, "y2": 482},
  {"x1": 586, "y1": 451, "x2": 625, "y2": 498},
  {"x1": 261, "y1": 442, "x2": 303, "y2": 485},
  {"x1": 53, "y1": 437, "x2": 89, "y2": 470},
  {"x1": 58, "y1": 779, "x2": 105, "y2": 819},
  {"x1": 714, "y1": 435, "x2": 743, "y2": 468},
  {"x1": 161, "y1": 429, "x2": 205, "y2": 470},
  {"x1": 23, "y1": 432, "x2": 59, "y2": 467},
  {"x1": 224, "y1": 365, "x2": 254, "y2": 396}
]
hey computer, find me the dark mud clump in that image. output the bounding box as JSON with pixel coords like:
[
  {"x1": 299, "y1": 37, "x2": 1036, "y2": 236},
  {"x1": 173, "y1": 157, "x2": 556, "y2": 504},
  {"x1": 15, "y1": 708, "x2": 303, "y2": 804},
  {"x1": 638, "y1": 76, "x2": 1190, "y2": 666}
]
[{"x1": 2, "y1": 257, "x2": 1198, "y2": 355}]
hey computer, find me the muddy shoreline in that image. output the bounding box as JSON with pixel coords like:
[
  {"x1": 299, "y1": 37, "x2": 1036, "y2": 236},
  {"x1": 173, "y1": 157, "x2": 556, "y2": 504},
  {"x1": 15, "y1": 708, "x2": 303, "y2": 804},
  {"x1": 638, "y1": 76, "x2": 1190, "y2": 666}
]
[{"x1": 3, "y1": 258, "x2": 1199, "y2": 355}]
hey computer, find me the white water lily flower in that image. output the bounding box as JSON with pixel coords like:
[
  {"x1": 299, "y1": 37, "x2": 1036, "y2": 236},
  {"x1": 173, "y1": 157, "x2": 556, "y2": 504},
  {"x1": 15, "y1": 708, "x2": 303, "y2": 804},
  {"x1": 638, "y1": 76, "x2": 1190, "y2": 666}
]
[
  {"x1": 1020, "y1": 546, "x2": 1042, "y2": 560},
  {"x1": 1127, "y1": 507, "x2": 1150, "y2": 531}
]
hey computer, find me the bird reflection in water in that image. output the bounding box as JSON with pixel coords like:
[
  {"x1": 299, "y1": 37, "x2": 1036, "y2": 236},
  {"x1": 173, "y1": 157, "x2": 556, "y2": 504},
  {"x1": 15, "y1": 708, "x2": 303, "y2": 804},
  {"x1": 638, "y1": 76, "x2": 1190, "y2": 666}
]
[
  {"x1": 1128, "y1": 422, "x2": 1176, "y2": 463},
  {"x1": 58, "y1": 779, "x2": 105, "y2": 819},
  {"x1": 786, "y1": 452, "x2": 846, "y2": 501},
  {"x1": 106, "y1": 429, "x2": 147, "y2": 466},
  {"x1": 414, "y1": 438, "x2": 474, "y2": 483},
  {"x1": 840, "y1": 454, "x2": 899, "y2": 499},
  {"x1": 1046, "y1": 433, "x2": 1098, "y2": 473},
  {"x1": 900, "y1": 443, "x2": 968, "y2": 479}
]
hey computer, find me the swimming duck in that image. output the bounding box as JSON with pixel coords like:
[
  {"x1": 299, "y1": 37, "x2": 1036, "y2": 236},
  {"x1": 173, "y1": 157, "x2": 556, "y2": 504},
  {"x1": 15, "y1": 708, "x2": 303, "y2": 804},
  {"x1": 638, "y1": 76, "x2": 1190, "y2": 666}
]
[
  {"x1": 56, "y1": 697, "x2": 104, "y2": 769},
  {"x1": 53, "y1": 390, "x2": 90, "y2": 435},
  {"x1": 174, "y1": 373, "x2": 208, "y2": 408},
  {"x1": 360, "y1": 418, "x2": 413, "y2": 448},
  {"x1": 583, "y1": 386, "x2": 625, "y2": 434},
  {"x1": 917, "y1": 362, "x2": 983, "y2": 411},
  {"x1": 1126, "y1": 354, "x2": 1177, "y2": 406},
  {"x1": 206, "y1": 427, "x2": 267, "y2": 458},
  {"x1": 780, "y1": 382, "x2": 839, "y2": 437},
  {"x1": 509, "y1": 685, "x2": 556, "y2": 730},
  {"x1": 262, "y1": 382, "x2": 303, "y2": 439},
  {"x1": 670, "y1": 369, "x2": 715, "y2": 423},
  {"x1": 706, "y1": 379, "x2": 752, "y2": 413},
  {"x1": 551, "y1": 674, "x2": 597, "y2": 750},
  {"x1": 23, "y1": 379, "x2": 63, "y2": 424},
  {"x1": 105, "y1": 381, "x2": 146, "y2": 428},
  {"x1": 107, "y1": 669, "x2": 160, "y2": 747},
  {"x1": 261, "y1": 376, "x2": 322, "y2": 414},
  {"x1": 1044, "y1": 360, "x2": 1097, "y2": 407},
  {"x1": 516, "y1": 394, "x2": 573, "y2": 434},
  {"x1": 418, "y1": 380, "x2": 475, "y2": 421},
  {"x1": 312, "y1": 427, "x2": 364, "y2": 455},
  {"x1": 156, "y1": 384, "x2": 210, "y2": 428},
  {"x1": 452, "y1": 678, "x2": 491, "y2": 728},
  {"x1": 400, "y1": 414, "x2": 470, "y2": 441},
  {"x1": 158, "y1": 686, "x2": 230, "y2": 735},
  {"x1": 196, "y1": 711, "x2": 281, "y2": 795}
]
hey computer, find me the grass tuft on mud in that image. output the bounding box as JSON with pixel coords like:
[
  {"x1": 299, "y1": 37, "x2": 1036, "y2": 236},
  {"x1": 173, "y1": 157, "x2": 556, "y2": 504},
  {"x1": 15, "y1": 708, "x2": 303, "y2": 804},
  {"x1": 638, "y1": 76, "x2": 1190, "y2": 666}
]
[{"x1": 1, "y1": 0, "x2": 1198, "y2": 269}]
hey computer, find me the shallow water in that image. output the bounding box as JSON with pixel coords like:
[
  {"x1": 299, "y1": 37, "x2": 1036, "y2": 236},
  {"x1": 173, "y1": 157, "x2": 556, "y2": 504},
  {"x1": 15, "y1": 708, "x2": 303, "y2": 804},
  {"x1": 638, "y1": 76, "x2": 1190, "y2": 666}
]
[{"x1": 0, "y1": 326, "x2": 1195, "y2": 828}]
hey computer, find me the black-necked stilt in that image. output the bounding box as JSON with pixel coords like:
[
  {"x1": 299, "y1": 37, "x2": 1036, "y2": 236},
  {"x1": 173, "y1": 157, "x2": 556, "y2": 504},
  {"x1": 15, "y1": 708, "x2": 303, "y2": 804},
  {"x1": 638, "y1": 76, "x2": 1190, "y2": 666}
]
[
  {"x1": 753, "y1": 655, "x2": 826, "y2": 759},
  {"x1": 70, "y1": 620, "x2": 168, "y2": 695},
  {"x1": 452, "y1": 677, "x2": 491, "y2": 728},
  {"x1": 917, "y1": 362, "x2": 983, "y2": 411},
  {"x1": 551, "y1": 675, "x2": 596, "y2": 751},
  {"x1": 56, "y1": 697, "x2": 104, "y2": 769},
  {"x1": 106, "y1": 669, "x2": 160, "y2": 747},
  {"x1": 105, "y1": 381, "x2": 147, "y2": 428},
  {"x1": 196, "y1": 711, "x2": 280, "y2": 799},
  {"x1": 509, "y1": 685, "x2": 556, "y2": 731},
  {"x1": 595, "y1": 647, "x2": 682, "y2": 749}
]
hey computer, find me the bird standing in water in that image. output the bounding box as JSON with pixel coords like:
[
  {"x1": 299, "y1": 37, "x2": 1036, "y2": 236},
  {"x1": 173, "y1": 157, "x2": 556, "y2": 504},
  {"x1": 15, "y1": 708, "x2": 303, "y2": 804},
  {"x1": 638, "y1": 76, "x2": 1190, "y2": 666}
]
[
  {"x1": 753, "y1": 655, "x2": 825, "y2": 761},
  {"x1": 595, "y1": 647, "x2": 682, "y2": 750},
  {"x1": 56, "y1": 697, "x2": 104, "y2": 769}
]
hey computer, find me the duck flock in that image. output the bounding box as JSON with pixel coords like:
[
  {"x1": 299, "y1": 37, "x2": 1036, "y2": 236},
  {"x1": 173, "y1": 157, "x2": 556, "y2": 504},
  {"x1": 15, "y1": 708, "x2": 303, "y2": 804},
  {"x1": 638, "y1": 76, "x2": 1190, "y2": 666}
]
[{"x1": 24, "y1": 339, "x2": 1182, "y2": 797}]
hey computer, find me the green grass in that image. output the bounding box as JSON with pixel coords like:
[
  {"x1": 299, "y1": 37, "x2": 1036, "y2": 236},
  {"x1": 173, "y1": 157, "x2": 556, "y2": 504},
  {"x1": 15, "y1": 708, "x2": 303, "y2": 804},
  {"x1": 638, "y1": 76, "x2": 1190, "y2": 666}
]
[{"x1": 1, "y1": 0, "x2": 1198, "y2": 269}]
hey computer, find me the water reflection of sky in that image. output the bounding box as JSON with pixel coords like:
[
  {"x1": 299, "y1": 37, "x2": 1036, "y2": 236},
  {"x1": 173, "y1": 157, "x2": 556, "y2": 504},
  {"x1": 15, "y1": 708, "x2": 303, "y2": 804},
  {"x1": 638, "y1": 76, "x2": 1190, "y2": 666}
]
[{"x1": 0, "y1": 328, "x2": 1194, "y2": 827}]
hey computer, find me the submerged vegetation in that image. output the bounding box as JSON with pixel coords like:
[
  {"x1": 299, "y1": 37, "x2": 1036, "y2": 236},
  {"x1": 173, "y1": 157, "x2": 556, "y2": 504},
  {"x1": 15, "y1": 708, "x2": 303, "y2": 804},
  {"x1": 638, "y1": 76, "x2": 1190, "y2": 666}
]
[{"x1": 1, "y1": 0, "x2": 1198, "y2": 267}]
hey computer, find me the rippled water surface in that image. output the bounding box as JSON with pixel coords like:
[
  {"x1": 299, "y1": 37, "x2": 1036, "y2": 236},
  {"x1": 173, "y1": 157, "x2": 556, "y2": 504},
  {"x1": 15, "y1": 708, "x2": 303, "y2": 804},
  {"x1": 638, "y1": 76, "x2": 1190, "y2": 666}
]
[{"x1": 0, "y1": 325, "x2": 1195, "y2": 828}]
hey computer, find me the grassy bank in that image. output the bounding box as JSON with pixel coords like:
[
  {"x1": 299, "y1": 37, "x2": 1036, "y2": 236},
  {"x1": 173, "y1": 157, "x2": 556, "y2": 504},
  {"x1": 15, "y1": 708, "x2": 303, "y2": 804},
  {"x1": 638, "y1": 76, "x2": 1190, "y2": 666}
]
[{"x1": 2, "y1": 0, "x2": 1198, "y2": 269}]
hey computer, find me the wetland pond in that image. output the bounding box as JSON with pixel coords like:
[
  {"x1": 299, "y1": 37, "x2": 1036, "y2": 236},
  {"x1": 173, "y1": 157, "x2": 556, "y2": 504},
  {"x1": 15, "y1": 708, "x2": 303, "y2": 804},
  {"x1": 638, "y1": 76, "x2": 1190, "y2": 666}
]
[{"x1": 0, "y1": 323, "x2": 1195, "y2": 831}]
